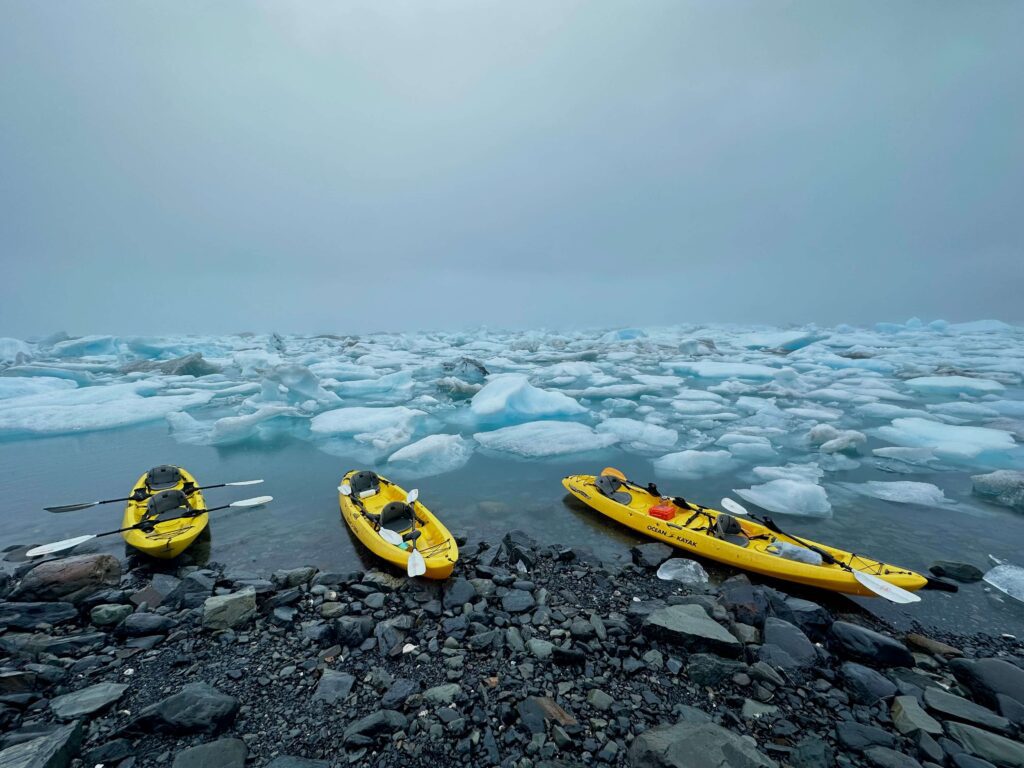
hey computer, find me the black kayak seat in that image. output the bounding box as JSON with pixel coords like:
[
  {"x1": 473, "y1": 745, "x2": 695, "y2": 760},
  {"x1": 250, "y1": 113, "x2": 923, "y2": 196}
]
[
  {"x1": 714, "y1": 513, "x2": 749, "y2": 548},
  {"x1": 350, "y1": 470, "x2": 381, "y2": 497},
  {"x1": 594, "y1": 474, "x2": 631, "y2": 504},
  {"x1": 147, "y1": 465, "x2": 182, "y2": 490},
  {"x1": 379, "y1": 501, "x2": 414, "y2": 532},
  {"x1": 142, "y1": 489, "x2": 190, "y2": 522}
]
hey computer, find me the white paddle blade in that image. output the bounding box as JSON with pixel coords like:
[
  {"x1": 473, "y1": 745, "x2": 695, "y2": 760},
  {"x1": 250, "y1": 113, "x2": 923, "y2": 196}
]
[
  {"x1": 853, "y1": 570, "x2": 922, "y2": 604},
  {"x1": 721, "y1": 498, "x2": 749, "y2": 516},
  {"x1": 406, "y1": 488, "x2": 419, "y2": 504},
  {"x1": 338, "y1": 483, "x2": 352, "y2": 496},
  {"x1": 379, "y1": 529, "x2": 403, "y2": 546},
  {"x1": 407, "y1": 547, "x2": 426, "y2": 577},
  {"x1": 226, "y1": 479, "x2": 264, "y2": 487},
  {"x1": 229, "y1": 495, "x2": 273, "y2": 508},
  {"x1": 26, "y1": 535, "x2": 97, "y2": 558}
]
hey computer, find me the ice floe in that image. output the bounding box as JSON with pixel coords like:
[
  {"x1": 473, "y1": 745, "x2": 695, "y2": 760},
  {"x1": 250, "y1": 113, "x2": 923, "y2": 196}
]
[
  {"x1": 387, "y1": 434, "x2": 474, "y2": 477},
  {"x1": 470, "y1": 374, "x2": 586, "y2": 423},
  {"x1": 474, "y1": 421, "x2": 618, "y2": 458},
  {"x1": 840, "y1": 481, "x2": 952, "y2": 506},
  {"x1": 984, "y1": 563, "x2": 1024, "y2": 603},
  {"x1": 653, "y1": 449, "x2": 736, "y2": 479},
  {"x1": 733, "y1": 479, "x2": 832, "y2": 518}
]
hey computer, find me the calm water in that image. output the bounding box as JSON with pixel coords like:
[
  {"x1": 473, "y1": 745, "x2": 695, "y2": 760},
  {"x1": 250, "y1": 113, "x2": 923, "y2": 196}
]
[{"x1": 2, "y1": 424, "x2": 1023, "y2": 637}]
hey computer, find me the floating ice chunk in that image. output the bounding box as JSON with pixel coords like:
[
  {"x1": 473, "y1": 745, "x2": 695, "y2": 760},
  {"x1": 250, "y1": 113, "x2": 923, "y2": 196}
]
[
  {"x1": 988, "y1": 401, "x2": 1024, "y2": 418},
  {"x1": 807, "y1": 424, "x2": 866, "y2": 454},
  {"x1": 671, "y1": 400, "x2": 728, "y2": 415},
  {"x1": 653, "y1": 449, "x2": 736, "y2": 479},
  {"x1": 855, "y1": 403, "x2": 932, "y2": 420},
  {"x1": 332, "y1": 370, "x2": 413, "y2": 398},
  {"x1": 752, "y1": 463, "x2": 824, "y2": 483},
  {"x1": 736, "y1": 330, "x2": 825, "y2": 352},
  {"x1": 871, "y1": 447, "x2": 938, "y2": 466},
  {"x1": 925, "y1": 402, "x2": 1000, "y2": 420},
  {"x1": 673, "y1": 389, "x2": 726, "y2": 402},
  {"x1": 875, "y1": 417, "x2": 1019, "y2": 463},
  {"x1": 601, "y1": 328, "x2": 646, "y2": 342},
  {"x1": 662, "y1": 361, "x2": 782, "y2": 380},
  {"x1": 0, "y1": 337, "x2": 33, "y2": 364},
  {"x1": 50, "y1": 335, "x2": 119, "y2": 358},
  {"x1": 971, "y1": 470, "x2": 1024, "y2": 509},
  {"x1": 656, "y1": 558, "x2": 709, "y2": 584},
  {"x1": 470, "y1": 374, "x2": 585, "y2": 422},
  {"x1": 0, "y1": 377, "x2": 76, "y2": 399},
  {"x1": 261, "y1": 364, "x2": 341, "y2": 405},
  {"x1": 233, "y1": 349, "x2": 284, "y2": 376},
  {"x1": 387, "y1": 434, "x2": 474, "y2": 477},
  {"x1": 785, "y1": 406, "x2": 842, "y2": 421},
  {"x1": 596, "y1": 418, "x2": 677, "y2": 451},
  {"x1": 0, "y1": 383, "x2": 213, "y2": 437},
  {"x1": 307, "y1": 360, "x2": 378, "y2": 381},
  {"x1": 841, "y1": 481, "x2": 952, "y2": 506},
  {"x1": 310, "y1": 406, "x2": 426, "y2": 452},
  {"x1": 632, "y1": 374, "x2": 684, "y2": 388},
  {"x1": 473, "y1": 421, "x2": 618, "y2": 458},
  {"x1": 734, "y1": 479, "x2": 832, "y2": 518},
  {"x1": 168, "y1": 409, "x2": 299, "y2": 446},
  {"x1": 568, "y1": 384, "x2": 650, "y2": 399},
  {"x1": 716, "y1": 434, "x2": 776, "y2": 460},
  {"x1": 983, "y1": 564, "x2": 1024, "y2": 603},
  {"x1": 904, "y1": 376, "x2": 1004, "y2": 396},
  {"x1": 818, "y1": 454, "x2": 861, "y2": 472},
  {"x1": 951, "y1": 319, "x2": 1014, "y2": 333}
]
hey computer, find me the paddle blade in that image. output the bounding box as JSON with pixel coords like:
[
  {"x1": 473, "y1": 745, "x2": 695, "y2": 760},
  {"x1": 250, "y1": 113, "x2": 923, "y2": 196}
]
[
  {"x1": 229, "y1": 495, "x2": 273, "y2": 508},
  {"x1": 26, "y1": 535, "x2": 97, "y2": 558},
  {"x1": 721, "y1": 498, "x2": 749, "y2": 516},
  {"x1": 406, "y1": 488, "x2": 419, "y2": 504},
  {"x1": 225, "y1": 479, "x2": 263, "y2": 487},
  {"x1": 407, "y1": 547, "x2": 426, "y2": 577},
  {"x1": 44, "y1": 501, "x2": 100, "y2": 513},
  {"x1": 338, "y1": 483, "x2": 352, "y2": 496},
  {"x1": 601, "y1": 467, "x2": 627, "y2": 482},
  {"x1": 379, "y1": 529, "x2": 403, "y2": 546},
  {"x1": 853, "y1": 570, "x2": 922, "y2": 604}
]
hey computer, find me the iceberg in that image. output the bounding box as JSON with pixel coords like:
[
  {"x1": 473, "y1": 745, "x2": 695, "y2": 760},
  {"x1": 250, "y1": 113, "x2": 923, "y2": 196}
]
[
  {"x1": 470, "y1": 374, "x2": 586, "y2": 422},
  {"x1": 904, "y1": 376, "x2": 1004, "y2": 396},
  {"x1": 734, "y1": 479, "x2": 832, "y2": 518},
  {"x1": 168, "y1": 405, "x2": 299, "y2": 446},
  {"x1": 875, "y1": 417, "x2": 1020, "y2": 464},
  {"x1": 653, "y1": 449, "x2": 736, "y2": 479},
  {"x1": 596, "y1": 418, "x2": 678, "y2": 452},
  {"x1": 387, "y1": 434, "x2": 474, "y2": 477},
  {"x1": 983, "y1": 564, "x2": 1024, "y2": 603},
  {"x1": 841, "y1": 481, "x2": 952, "y2": 506},
  {"x1": 49, "y1": 335, "x2": 119, "y2": 358},
  {"x1": 310, "y1": 406, "x2": 426, "y2": 453},
  {"x1": 0, "y1": 376, "x2": 76, "y2": 399},
  {"x1": 807, "y1": 424, "x2": 866, "y2": 454},
  {"x1": 0, "y1": 337, "x2": 33, "y2": 364},
  {"x1": 473, "y1": 421, "x2": 618, "y2": 458},
  {"x1": 736, "y1": 330, "x2": 825, "y2": 352},
  {"x1": 662, "y1": 361, "x2": 782, "y2": 380},
  {"x1": 752, "y1": 463, "x2": 824, "y2": 483}
]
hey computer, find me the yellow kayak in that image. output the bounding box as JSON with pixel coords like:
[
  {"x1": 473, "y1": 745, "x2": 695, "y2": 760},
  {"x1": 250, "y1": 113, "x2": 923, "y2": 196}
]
[
  {"x1": 339, "y1": 470, "x2": 458, "y2": 580},
  {"x1": 121, "y1": 465, "x2": 208, "y2": 559},
  {"x1": 563, "y1": 471, "x2": 930, "y2": 597}
]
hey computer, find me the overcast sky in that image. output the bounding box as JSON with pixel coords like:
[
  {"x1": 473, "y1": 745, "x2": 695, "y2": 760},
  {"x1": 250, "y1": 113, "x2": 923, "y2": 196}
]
[{"x1": 1, "y1": 1, "x2": 1021, "y2": 337}]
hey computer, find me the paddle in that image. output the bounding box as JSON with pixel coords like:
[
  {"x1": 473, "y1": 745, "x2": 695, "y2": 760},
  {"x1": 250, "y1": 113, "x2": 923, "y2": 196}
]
[
  {"x1": 405, "y1": 489, "x2": 426, "y2": 577},
  {"x1": 721, "y1": 498, "x2": 921, "y2": 604},
  {"x1": 26, "y1": 495, "x2": 273, "y2": 557},
  {"x1": 44, "y1": 480, "x2": 265, "y2": 513},
  {"x1": 339, "y1": 483, "x2": 405, "y2": 546}
]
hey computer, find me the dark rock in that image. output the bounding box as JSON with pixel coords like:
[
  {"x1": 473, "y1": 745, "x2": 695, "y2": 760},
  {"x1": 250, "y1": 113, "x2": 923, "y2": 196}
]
[
  {"x1": 423, "y1": 684, "x2": 461, "y2": 705},
  {"x1": 125, "y1": 682, "x2": 239, "y2": 734},
  {"x1": 166, "y1": 572, "x2": 215, "y2": 609},
  {"x1": 343, "y1": 710, "x2": 408, "y2": 744},
  {"x1": 783, "y1": 597, "x2": 832, "y2": 639},
  {"x1": 686, "y1": 654, "x2": 746, "y2": 688},
  {"x1": 50, "y1": 682, "x2": 128, "y2": 719},
  {"x1": 334, "y1": 616, "x2": 372, "y2": 647},
  {"x1": 498, "y1": 530, "x2": 537, "y2": 570},
  {"x1": 627, "y1": 720, "x2": 776, "y2": 768},
  {"x1": 631, "y1": 543, "x2": 673, "y2": 569},
  {"x1": 836, "y1": 722, "x2": 895, "y2": 751},
  {"x1": 0, "y1": 602, "x2": 77, "y2": 630},
  {"x1": 642, "y1": 604, "x2": 742, "y2": 657},
  {"x1": 90, "y1": 603, "x2": 133, "y2": 627},
  {"x1": 720, "y1": 581, "x2": 768, "y2": 628},
  {"x1": 950, "y1": 657, "x2": 1024, "y2": 709},
  {"x1": 923, "y1": 686, "x2": 1010, "y2": 732},
  {"x1": 130, "y1": 573, "x2": 181, "y2": 607},
  {"x1": 312, "y1": 670, "x2": 354, "y2": 704},
  {"x1": 761, "y1": 617, "x2": 816, "y2": 669},
  {"x1": 171, "y1": 737, "x2": 247, "y2": 768},
  {"x1": 830, "y1": 621, "x2": 913, "y2": 667},
  {"x1": 946, "y1": 722, "x2": 1024, "y2": 768},
  {"x1": 266, "y1": 758, "x2": 330, "y2": 768},
  {"x1": 517, "y1": 696, "x2": 577, "y2": 735},
  {"x1": 117, "y1": 612, "x2": 177, "y2": 637},
  {"x1": 272, "y1": 567, "x2": 317, "y2": 588},
  {"x1": 0, "y1": 671, "x2": 37, "y2": 694},
  {"x1": 892, "y1": 695, "x2": 942, "y2": 735},
  {"x1": 11, "y1": 554, "x2": 120, "y2": 604},
  {"x1": 929, "y1": 561, "x2": 984, "y2": 583},
  {"x1": 381, "y1": 678, "x2": 419, "y2": 709},
  {"x1": 953, "y1": 756, "x2": 998, "y2": 768},
  {"x1": 840, "y1": 662, "x2": 898, "y2": 704},
  {"x1": 0, "y1": 721, "x2": 82, "y2": 768},
  {"x1": 443, "y1": 578, "x2": 476, "y2": 610},
  {"x1": 790, "y1": 736, "x2": 834, "y2": 768},
  {"x1": 864, "y1": 746, "x2": 923, "y2": 768},
  {"x1": 83, "y1": 739, "x2": 134, "y2": 766},
  {"x1": 202, "y1": 589, "x2": 256, "y2": 630},
  {"x1": 0, "y1": 631, "x2": 107, "y2": 660},
  {"x1": 501, "y1": 589, "x2": 535, "y2": 613}
]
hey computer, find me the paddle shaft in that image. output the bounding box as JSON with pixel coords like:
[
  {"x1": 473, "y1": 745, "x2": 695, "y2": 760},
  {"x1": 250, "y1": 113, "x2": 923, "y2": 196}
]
[{"x1": 95, "y1": 502, "x2": 237, "y2": 538}]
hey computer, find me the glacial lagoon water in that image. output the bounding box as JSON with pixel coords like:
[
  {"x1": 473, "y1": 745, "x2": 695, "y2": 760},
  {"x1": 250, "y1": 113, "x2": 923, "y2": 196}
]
[{"x1": 1, "y1": 322, "x2": 1024, "y2": 637}]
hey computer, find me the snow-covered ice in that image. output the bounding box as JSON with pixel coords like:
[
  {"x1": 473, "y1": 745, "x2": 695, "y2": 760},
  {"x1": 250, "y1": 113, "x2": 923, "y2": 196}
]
[
  {"x1": 734, "y1": 479, "x2": 832, "y2": 518},
  {"x1": 474, "y1": 421, "x2": 618, "y2": 458},
  {"x1": 470, "y1": 374, "x2": 586, "y2": 422},
  {"x1": 387, "y1": 434, "x2": 474, "y2": 478},
  {"x1": 653, "y1": 449, "x2": 736, "y2": 479}
]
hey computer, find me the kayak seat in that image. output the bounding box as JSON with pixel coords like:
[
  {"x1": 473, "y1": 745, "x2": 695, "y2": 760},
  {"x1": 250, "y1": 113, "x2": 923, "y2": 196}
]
[
  {"x1": 142, "y1": 489, "x2": 190, "y2": 523},
  {"x1": 379, "y1": 501, "x2": 414, "y2": 532},
  {"x1": 593, "y1": 474, "x2": 632, "y2": 505},
  {"x1": 713, "y1": 513, "x2": 749, "y2": 548},
  {"x1": 147, "y1": 465, "x2": 182, "y2": 490},
  {"x1": 349, "y1": 470, "x2": 381, "y2": 497}
]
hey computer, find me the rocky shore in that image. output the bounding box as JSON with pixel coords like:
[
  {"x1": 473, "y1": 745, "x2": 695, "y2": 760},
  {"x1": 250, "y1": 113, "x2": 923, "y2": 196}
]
[{"x1": 1, "y1": 534, "x2": 1023, "y2": 768}]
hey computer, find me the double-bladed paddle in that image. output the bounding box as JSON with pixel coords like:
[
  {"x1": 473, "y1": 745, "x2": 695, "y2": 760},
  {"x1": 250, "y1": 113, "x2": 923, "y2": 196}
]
[
  {"x1": 720, "y1": 498, "x2": 921, "y2": 604},
  {"x1": 26, "y1": 495, "x2": 273, "y2": 557},
  {"x1": 44, "y1": 480, "x2": 265, "y2": 513}
]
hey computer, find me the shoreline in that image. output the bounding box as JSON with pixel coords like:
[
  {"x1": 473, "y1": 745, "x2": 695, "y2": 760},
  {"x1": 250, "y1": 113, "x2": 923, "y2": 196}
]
[{"x1": 1, "y1": 532, "x2": 1023, "y2": 768}]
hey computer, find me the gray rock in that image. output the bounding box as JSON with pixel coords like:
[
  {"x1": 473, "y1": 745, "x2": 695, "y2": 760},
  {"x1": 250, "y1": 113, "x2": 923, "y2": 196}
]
[
  {"x1": 864, "y1": 746, "x2": 923, "y2": 768},
  {"x1": 202, "y1": 588, "x2": 256, "y2": 630},
  {"x1": 90, "y1": 603, "x2": 133, "y2": 627},
  {"x1": 343, "y1": 710, "x2": 408, "y2": 744},
  {"x1": 11, "y1": 554, "x2": 120, "y2": 604},
  {"x1": 423, "y1": 683, "x2": 460, "y2": 705},
  {"x1": 587, "y1": 689, "x2": 614, "y2": 711},
  {"x1": 783, "y1": 597, "x2": 832, "y2": 639},
  {"x1": 117, "y1": 612, "x2": 177, "y2": 637},
  {"x1": 628, "y1": 720, "x2": 776, "y2": 768},
  {"x1": 790, "y1": 737, "x2": 834, "y2": 768},
  {"x1": 642, "y1": 604, "x2": 742, "y2": 657},
  {"x1": 50, "y1": 682, "x2": 128, "y2": 719},
  {"x1": 929, "y1": 561, "x2": 984, "y2": 583},
  {"x1": 892, "y1": 695, "x2": 942, "y2": 735},
  {"x1": 334, "y1": 616, "x2": 372, "y2": 647},
  {"x1": 686, "y1": 654, "x2": 746, "y2": 687},
  {"x1": 265, "y1": 758, "x2": 330, "y2": 768},
  {"x1": 0, "y1": 722, "x2": 82, "y2": 768},
  {"x1": 742, "y1": 699, "x2": 778, "y2": 719},
  {"x1": 953, "y1": 756, "x2": 998, "y2": 768},
  {"x1": 923, "y1": 686, "x2": 1010, "y2": 732},
  {"x1": 761, "y1": 617, "x2": 816, "y2": 669},
  {"x1": 950, "y1": 657, "x2": 1024, "y2": 709},
  {"x1": 528, "y1": 638, "x2": 554, "y2": 660},
  {"x1": 836, "y1": 722, "x2": 895, "y2": 751},
  {"x1": 0, "y1": 631, "x2": 107, "y2": 660},
  {"x1": 130, "y1": 573, "x2": 181, "y2": 607},
  {"x1": 840, "y1": 662, "x2": 898, "y2": 704},
  {"x1": 443, "y1": 578, "x2": 476, "y2": 609},
  {"x1": 0, "y1": 602, "x2": 77, "y2": 630},
  {"x1": 972, "y1": 470, "x2": 1024, "y2": 509},
  {"x1": 312, "y1": 670, "x2": 354, "y2": 704},
  {"x1": 947, "y1": 722, "x2": 1024, "y2": 768},
  {"x1": 171, "y1": 738, "x2": 246, "y2": 768},
  {"x1": 166, "y1": 572, "x2": 215, "y2": 609},
  {"x1": 501, "y1": 589, "x2": 535, "y2": 613},
  {"x1": 126, "y1": 682, "x2": 238, "y2": 734},
  {"x1": 381, "y1": 678, "x2": 419, "y2": 709},
  {"x1": 830, "y1": 621, "x2": 913, "y2": 667},
  {"x1": 272, "y1": 567, "x2": 317, "y2": 588},
  {"x1": 631, "y1": 542, "x2": 673, "y2": 568}
]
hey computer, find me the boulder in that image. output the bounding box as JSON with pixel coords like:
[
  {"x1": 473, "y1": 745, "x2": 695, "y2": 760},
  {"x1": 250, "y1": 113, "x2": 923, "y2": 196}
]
[
  {"x1": 202, "y1": 588, "x2": 256, "y2": 630},
  {"x1": 628, "y1": 721, "x2": 776, "y2": 768},
  {"x1": 631, "y1": 542, "x2": 673, "y2": 568},
  {"x1": 783, "y1": 597, "x2": 833, "y2": 639},
  {"x1": 442, "y1": 578, "x2": 476, "y2": 610},
  {"x1": 891, "y1": 695, "x2": 942, "y2": 735},
  {"x1": 0, "y1": 602, "x2": 77, "y2": 630},
  {"x1": 116, "y1": 612, "x2": 177, "y2": 637},
  {"x1": 971, "y1": 470, "x2": 1024, "y2": 509},
  {"x1": 380, "y1": 678, "x2": 419, "y2": 709},
  {"x1": 50, "y1": 682, "x2": 128, "y2": 720},
  {"x1": 125, "y1": 682, "x2": 238, "y2": 734},
  {"x1": 761, "y1": 617, "x2": 816, "y2": 669},
  {"x1": 312, "y1": 670, "x2": 354, "y2": 705},
  {"x1": 422, "y1": 683, "x2": 461, "y2": 705},
  {"x1": 130, "y1": 573, "x2": 181, "y2": 607},
  {"x1": 501, "y1": 589, "x2": 535, "y2": 613},
  {"x1": 171, "y1": 738, "x2": 247, "y2": 768},
  {"x1": 923, "y1": 686, "x2": 1011, "y2": 732},
  {"x1": 840, "y1": 662, "x2": 897, "y2": 704},
  {"x1": 343, "y1": 710, "x2": 408, "y2": 744},
  {"x1": 90, "y1": 604, "x2": 133, "y2": 627},
  {"x1": 686, "y1": 654, "x2": 747, "y2": 687},
  {"x1": 863, "y1": 746, "x2": 924, "y2": 768},
  {"x1": 0, "y1": 722, "x2": 82, "y2": 768},
  {"x1": 830, "y1": 621, "x2": 913, "y2": 667},
  {"x1": 720, "y1": 581, "x2": 768, "y2": 628},
  {"x1": 950, "y1": 658, "x2": 1024, "y2": 709},
  {"x1": 643, "y1": 604, "x2": 742, "y2": 657},
  {"x1": 334, "y1": 616, "x2": 372, "y2": 647},
  {"x1": 929, "y1": 561, "x2": 984, "y2": 583},
  {"x1": 836, "y1": 722, "x2": 895, "y2": 751},
  {"x1": 947, "y1": 722, "x2": 1024, "y2": 768},
  {"x1": 272, "y1": 567, "x2": 317, "y2": 588},
  {"x1": 166, "y1": 572, "x2": 215, "y2": 609},
  {"x1": 11, "y1": 555, "x2": 120, "y2": 604}
]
